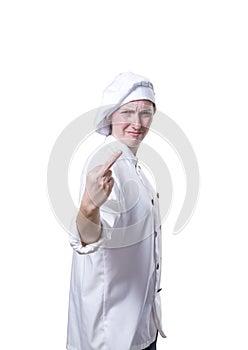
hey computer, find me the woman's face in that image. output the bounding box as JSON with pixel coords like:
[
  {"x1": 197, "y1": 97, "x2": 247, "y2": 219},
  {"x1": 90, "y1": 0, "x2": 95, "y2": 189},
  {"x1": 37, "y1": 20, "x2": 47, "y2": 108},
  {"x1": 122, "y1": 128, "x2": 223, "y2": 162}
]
[{"x1": 109, "y1": 100, "x2": 154, "y2": 154}]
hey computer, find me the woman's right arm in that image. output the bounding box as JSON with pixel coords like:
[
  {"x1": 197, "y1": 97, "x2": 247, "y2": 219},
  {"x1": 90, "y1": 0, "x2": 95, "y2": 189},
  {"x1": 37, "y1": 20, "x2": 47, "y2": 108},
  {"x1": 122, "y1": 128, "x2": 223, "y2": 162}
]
[{"x1": 76, "y1": 150, "x2": 122, "y2": 245}]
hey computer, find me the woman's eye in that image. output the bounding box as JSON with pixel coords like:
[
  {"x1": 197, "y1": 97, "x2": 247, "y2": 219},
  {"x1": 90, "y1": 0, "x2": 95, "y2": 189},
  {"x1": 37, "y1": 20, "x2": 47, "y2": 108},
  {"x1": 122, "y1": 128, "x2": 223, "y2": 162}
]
[
  {"x1": 120, "y1": 111, "x2": 132, "y2": 117},
  {"x1": 141, "y1": 112, "x2": 152, "y2": 117}
]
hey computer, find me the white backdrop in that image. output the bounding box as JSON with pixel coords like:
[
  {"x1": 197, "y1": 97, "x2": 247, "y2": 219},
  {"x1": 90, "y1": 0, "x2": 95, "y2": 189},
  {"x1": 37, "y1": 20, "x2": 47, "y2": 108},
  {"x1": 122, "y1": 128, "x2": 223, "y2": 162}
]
[{"x1": 1, "y1": 0, "x2": 248, "y2": 349}]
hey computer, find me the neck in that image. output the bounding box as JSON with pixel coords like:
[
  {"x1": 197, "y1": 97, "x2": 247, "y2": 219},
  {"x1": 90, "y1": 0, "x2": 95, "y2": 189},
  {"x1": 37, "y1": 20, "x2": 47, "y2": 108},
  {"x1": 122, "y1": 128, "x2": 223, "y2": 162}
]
[{"x1": 128, "y1": 145, "x2": 139, "y2": 155}]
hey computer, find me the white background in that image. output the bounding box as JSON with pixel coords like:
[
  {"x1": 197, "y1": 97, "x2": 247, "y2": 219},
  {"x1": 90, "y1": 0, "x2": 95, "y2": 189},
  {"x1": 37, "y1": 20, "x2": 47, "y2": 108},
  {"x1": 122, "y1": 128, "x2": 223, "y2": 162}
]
[{"x1": 1, "y1": 0, "x2": 248, "y2": 349}]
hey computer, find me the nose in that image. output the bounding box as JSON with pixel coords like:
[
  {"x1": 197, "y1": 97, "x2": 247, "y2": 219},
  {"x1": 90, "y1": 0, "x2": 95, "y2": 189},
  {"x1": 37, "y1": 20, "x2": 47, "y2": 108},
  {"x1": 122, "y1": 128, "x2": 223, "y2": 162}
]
[{"x1": 131, "y1": 112, "x2": 142, "y2": 129}]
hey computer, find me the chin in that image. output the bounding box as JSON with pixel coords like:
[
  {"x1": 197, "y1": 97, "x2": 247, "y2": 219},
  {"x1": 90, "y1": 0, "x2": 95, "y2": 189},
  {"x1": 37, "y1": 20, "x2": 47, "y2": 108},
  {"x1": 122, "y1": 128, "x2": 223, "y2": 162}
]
[{"x1": 124, "y1": 138, "x2": 142, "y2": 147}]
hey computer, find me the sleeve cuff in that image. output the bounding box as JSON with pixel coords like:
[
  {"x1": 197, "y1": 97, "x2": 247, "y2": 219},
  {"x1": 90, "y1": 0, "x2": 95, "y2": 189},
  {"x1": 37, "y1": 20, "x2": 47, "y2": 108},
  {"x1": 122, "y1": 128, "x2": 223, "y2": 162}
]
[{"x1": 68, "y1": 212, "x2": 105, "y2": 254}]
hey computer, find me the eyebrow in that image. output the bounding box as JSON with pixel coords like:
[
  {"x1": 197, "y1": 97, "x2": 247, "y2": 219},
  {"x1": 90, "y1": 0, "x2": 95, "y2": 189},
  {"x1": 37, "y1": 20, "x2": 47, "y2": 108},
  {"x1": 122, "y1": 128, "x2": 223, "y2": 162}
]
[{"x1": 119, "y1": 107, "x2": 154, "y2": 112}]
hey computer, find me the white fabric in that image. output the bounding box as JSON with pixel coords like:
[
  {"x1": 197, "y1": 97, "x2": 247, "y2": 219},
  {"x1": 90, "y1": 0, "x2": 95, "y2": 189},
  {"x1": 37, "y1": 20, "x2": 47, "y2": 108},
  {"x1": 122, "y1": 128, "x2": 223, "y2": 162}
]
[
  {"x1": 95, "y1": 72, "x2": 156, "y2": 136},
  {"x1": 67, "y1": 136, "x2": 166, "y2": 350}
]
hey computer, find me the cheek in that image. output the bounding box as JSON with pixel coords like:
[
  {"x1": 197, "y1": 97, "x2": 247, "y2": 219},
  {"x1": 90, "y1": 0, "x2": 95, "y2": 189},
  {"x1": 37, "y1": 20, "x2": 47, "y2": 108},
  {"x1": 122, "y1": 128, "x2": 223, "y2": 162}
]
[
  {"x1": 142, "y1": 119, "x2": 152, "y2": 129},
  {"x1": 112, "y1": 120, "x2": 130, "y2": 134}
]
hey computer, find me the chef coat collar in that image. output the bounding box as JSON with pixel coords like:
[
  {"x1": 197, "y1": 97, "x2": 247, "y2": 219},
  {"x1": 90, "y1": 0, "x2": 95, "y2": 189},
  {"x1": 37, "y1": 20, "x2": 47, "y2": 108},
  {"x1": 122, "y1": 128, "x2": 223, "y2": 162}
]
[{"x1": 104, "y1": 135, "x2": 138, "y2": 166}]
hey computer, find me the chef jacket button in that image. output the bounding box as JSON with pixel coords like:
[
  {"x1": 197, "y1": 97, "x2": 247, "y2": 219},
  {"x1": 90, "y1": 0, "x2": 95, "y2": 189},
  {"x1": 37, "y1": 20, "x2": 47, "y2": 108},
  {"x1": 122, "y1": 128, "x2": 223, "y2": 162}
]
[
  {"x1": 156, "y1": 263, "x2": 159, "y2": 270},
  {"x1": 157, "y1": 192, "x2": 159, "y2": 198},
  {"x1": 151, "y1": 199, "x2": 154, "y2": 205}
]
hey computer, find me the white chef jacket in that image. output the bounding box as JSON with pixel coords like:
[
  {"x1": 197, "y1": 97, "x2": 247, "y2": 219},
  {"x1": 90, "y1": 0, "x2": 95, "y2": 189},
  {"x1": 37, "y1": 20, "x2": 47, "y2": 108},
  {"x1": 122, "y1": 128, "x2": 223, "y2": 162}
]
[{"x1": 67, "y1": 135, "x2": 166, "y2": 350}]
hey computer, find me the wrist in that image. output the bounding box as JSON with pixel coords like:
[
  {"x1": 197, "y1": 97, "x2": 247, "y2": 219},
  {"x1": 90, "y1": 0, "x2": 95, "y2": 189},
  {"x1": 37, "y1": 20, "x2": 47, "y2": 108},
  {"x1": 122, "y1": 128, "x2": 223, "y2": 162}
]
[{"x1": 80, "y1": 194, "x2": 99, "y2": 218}]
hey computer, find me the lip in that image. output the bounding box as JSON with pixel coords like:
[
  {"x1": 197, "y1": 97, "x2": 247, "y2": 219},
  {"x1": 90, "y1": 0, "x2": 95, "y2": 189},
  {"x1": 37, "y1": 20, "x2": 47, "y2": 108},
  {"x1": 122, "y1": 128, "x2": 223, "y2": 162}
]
[{"x1": 127, "y1": 131, "x2": 142, "y2": 137}]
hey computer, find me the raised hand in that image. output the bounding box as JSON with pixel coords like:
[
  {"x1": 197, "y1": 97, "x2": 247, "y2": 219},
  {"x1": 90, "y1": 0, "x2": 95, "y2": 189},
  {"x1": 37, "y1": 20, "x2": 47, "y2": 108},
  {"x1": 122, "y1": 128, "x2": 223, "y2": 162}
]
[
  {"x1": 82, "y1": 150, "x2": 123, "y2": 211},
  {"x1": 76, "y1": 150, "x2": 122, "y2": 245}
]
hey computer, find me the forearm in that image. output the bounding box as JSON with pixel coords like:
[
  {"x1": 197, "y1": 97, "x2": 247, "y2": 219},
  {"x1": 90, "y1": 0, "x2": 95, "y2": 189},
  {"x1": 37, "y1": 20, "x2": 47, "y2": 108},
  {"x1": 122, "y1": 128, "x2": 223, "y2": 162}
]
[
  {"x1": 76, "y1": 150, "x2": 121, "y2": 246},
  {"x1": 76, "y1": 194, "x2": 102, "y2": 245}
]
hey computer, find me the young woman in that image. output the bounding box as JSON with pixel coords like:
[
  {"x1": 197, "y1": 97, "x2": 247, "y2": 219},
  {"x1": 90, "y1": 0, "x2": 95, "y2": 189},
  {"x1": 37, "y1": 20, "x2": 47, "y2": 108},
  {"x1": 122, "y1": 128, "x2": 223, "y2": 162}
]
[{"x1": 67, "y1": 72, "x2": 166, "y2": 350}]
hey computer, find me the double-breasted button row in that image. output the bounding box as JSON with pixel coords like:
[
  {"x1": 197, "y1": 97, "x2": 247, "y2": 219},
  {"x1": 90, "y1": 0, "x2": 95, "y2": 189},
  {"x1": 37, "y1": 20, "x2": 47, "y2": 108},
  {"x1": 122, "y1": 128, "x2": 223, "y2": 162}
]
[{"x1": 151, "y1": 193, "x2": 160, "y2": 205}]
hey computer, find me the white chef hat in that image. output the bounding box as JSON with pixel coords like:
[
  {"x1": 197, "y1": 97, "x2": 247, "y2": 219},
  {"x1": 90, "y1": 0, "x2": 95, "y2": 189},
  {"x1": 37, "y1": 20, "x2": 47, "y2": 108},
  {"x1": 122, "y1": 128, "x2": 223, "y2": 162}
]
[{"x1": 95, "y1": 72, "x2": 156, "y2": 136}]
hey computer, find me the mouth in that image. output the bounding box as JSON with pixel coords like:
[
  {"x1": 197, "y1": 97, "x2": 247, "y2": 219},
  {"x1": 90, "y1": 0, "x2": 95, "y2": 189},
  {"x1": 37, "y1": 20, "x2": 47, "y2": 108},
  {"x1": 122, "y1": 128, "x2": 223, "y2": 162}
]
[{"x1": 127, "y1": 131, "x2": 142, "y2": 138}]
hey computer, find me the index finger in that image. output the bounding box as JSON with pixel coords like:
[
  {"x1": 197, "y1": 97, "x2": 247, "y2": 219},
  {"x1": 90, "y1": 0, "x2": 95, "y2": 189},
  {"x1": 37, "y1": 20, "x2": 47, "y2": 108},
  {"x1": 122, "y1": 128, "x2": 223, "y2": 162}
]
[{"x1": 102, "y1": 150, "x2": 122, "y2": 175}]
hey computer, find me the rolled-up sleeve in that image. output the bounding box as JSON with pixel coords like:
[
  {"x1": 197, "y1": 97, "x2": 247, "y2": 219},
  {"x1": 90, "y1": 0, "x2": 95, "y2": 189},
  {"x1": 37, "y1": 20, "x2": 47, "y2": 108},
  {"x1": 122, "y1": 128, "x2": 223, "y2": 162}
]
[{"x1": 68, "y1": 212, "x2": 106, "y2": 254}]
